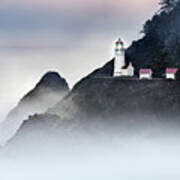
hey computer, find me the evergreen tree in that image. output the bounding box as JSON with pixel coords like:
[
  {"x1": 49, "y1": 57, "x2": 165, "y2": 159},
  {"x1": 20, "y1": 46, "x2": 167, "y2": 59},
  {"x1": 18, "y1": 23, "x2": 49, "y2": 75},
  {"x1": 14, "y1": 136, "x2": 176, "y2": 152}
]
[
  {"x1": 127, "y1": 0, "x2": 180, "y2": 76},
  {"x1": 159, "y1": 0, "x2": 177, "y2": 13}
]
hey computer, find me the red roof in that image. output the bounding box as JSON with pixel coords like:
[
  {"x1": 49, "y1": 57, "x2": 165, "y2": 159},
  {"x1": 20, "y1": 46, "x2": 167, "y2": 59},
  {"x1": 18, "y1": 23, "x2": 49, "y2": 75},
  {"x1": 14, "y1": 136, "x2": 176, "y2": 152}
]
[
  {"x1": 140, "y1": 69, "x2": 152, "y2": 74},
  {"x1": 166, "y1": 68, "x2": 178, "y2": 74}
]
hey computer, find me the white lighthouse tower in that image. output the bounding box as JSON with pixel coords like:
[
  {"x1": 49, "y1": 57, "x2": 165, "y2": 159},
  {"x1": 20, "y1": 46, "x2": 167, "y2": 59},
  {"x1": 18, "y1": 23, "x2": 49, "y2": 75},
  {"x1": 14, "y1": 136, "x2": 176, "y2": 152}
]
[{"x1": 113, "y1": 38, "x2": 134, "y2": 77}]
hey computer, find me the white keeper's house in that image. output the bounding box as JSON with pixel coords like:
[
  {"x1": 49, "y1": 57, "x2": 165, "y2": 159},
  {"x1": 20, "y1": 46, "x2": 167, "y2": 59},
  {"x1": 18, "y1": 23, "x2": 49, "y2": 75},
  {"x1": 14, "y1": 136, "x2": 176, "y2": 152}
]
[
  {"x1": 139, "y1": 69, "x2": 152, "y2": 80},
  {"x1": 165, "y1": 68, "x2": 178, "y2": 80}
]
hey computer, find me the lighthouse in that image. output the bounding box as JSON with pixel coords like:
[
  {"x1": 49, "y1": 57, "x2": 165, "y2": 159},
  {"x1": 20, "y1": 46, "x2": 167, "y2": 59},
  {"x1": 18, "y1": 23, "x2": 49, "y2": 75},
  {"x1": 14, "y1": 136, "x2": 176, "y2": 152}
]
[{"x1": 113, "y1": 38, "x2": 134, "y2": 77}]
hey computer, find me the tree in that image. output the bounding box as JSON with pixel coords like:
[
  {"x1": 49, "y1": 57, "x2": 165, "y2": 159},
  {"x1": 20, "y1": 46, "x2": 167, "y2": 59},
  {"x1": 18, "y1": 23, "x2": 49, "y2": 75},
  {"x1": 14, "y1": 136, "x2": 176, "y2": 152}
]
[{"x1": 159, "y1": 0, "x2": 177, "y2": 13}]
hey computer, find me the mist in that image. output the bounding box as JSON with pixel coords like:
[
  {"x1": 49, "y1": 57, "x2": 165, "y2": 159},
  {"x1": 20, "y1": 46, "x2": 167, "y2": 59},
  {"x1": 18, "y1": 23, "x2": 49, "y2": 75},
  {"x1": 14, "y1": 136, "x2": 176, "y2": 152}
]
[{"x1": 1, "y1": 119, "x2": 180, "y2": 180}]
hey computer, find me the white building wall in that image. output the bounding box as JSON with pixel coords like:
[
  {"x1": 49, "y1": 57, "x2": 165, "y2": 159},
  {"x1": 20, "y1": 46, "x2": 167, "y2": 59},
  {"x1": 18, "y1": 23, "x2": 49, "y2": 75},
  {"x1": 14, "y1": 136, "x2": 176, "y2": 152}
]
[
  {"x1": 127, "y1": 63, "x2": 134, "y2": 77},
  {"x1": 166, "y1": 73, "x2": 175, "y2": 80},
  {"x1": 140, "y1": 74, "x2": 152, "y2": 80},
  {"x1": 114, "y1": 69, "x2": 128, "y2": 77},
  {"x1": 114, "y1": 49, "x2": 126, "y2": 77}
]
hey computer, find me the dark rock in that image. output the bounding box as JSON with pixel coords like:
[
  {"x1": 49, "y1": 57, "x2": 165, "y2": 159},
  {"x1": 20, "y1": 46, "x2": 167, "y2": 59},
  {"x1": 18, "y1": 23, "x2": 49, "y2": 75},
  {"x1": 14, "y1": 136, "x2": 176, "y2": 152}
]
[{"x1": 0, "y1": 71, "x2": 69, "y2": 145}]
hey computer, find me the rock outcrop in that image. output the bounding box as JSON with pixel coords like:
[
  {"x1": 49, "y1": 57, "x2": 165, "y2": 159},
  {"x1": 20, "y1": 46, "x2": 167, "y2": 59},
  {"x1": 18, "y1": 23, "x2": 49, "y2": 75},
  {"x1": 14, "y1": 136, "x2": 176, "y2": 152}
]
[{"x1": 0, "y1": 71, "x2": 69, "y2": 145}]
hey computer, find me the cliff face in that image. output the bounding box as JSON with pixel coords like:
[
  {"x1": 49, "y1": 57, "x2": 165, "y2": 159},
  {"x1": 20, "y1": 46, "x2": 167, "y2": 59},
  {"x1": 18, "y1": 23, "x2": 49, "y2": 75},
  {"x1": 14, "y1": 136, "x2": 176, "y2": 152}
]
[
  {"x1": 10, "y1": 71, "x2": 69, "y2": 120},
  {"x1": 4, "y1": 59, "x2": 180, "y2": 147},
  {"x1": 11, "y1": 77, "x2": 180, "y2": 147},
  {"x1": 0, "y1": 72, "x2": 69, "y2": 145},
  {"x1": 48, "y1": 60, "x2": 114, "y2": 118},
  {"x1": 49, "y1": 78, "x2": 180, "y2": 121},
  {"x1": 47, "y1": 59, "x2": 180, "y2": 122},
  {"x1": 21, "y1": 71, "x2": 69, "y2": 105}
]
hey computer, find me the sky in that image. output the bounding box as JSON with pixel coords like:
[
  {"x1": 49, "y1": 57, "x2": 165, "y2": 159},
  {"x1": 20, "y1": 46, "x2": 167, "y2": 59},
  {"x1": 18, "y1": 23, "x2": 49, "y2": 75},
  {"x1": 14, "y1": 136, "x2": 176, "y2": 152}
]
[{"x1": 0, "y1": 0, "x2": 158, "y2": 121}]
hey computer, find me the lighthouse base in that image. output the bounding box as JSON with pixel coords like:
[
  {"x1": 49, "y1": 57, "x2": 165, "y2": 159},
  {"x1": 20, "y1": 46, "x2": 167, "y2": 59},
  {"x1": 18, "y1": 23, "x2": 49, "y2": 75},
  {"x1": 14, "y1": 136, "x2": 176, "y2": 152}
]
[{"x1": 114, "y1": 69, "x2": 129, "y2": 77}]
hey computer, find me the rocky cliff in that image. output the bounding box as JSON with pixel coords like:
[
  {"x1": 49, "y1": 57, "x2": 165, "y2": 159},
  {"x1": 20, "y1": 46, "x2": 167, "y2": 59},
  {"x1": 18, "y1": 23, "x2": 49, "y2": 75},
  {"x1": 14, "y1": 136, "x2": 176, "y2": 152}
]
[
  {"x1": 48, "y1": 77, "x2": 180, "y2": 126},
  {"x1": 4, "y1": 58, "x2": 180, "y2": 148},
  {"x1": 0, "y1": 71, "x2": 69, "y2": 145}
]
